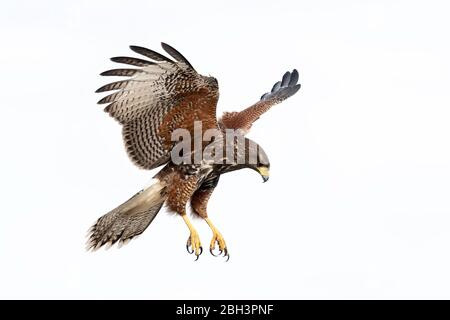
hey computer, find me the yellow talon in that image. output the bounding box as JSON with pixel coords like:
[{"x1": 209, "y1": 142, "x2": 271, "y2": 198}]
[
  {"x1": 205, "y1": 218, "x2": 229, "y2": 260},
  {"x1": 187, "y1": 230, "x2": 203, "y2": 257},
  {"x1": 210, "y1": 228, "x2": 226, "y2": 252},
  {"x1": 183, "y1": 215, "x2": 203, "y2": 260}
]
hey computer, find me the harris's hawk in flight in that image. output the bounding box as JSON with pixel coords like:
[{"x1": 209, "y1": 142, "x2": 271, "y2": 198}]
[{"x1": 87, "y1": 43, "x2": 301, "y2": 260}]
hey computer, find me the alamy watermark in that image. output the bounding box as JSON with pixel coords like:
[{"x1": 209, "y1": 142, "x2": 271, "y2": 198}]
[{"x1": 170, "y1": 121, "x2": 264, "y2": 165}]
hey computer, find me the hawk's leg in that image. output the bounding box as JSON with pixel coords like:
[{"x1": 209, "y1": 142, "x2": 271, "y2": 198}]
[
  {"x1": 190, "y1": 187, "x2": 229, "y2": 261},
  {"x1": 166, "y1": 174, "x2": 203, "y2": 260}
]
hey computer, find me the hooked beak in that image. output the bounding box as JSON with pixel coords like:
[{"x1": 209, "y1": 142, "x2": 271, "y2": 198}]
[{"x1": 257, "y1": 166, "x2": 270, "y2": 183}]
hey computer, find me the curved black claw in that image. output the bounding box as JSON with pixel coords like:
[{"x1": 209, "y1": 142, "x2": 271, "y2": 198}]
[
  {"x1": 223, "y1": 248, "x2": 230, "y2": 262},
  {"x1": 210, "y1": 247, "x2": 223, "y2": 257},
  {"x1": 194, "y1": 247, "x2": 203, "y2": 261},
  {"x1": 186, "y1": 238, "x2": 194, "y2": 254}
]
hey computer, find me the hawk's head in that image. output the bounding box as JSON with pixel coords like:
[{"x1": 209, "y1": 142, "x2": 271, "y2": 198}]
[{"x1": 218, "y1": 137, "x2": 270, "y2": 183}]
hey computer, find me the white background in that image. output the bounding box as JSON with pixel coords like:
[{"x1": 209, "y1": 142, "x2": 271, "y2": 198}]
[{"x1": 1, "y1": 0, "x2": 449, "y2": 299}]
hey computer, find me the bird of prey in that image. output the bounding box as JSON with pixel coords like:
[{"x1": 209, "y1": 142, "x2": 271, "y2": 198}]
[{"x1": 87, "y1": 43, "x2": 300, "y2": 260}]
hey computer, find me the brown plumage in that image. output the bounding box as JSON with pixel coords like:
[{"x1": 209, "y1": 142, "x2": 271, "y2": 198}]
[
  {"x1": 87, "y1": 43, "x2": 300, "y2": 260},
  {"x1": 191, "y1": 188, "x2": 214, "y2": 219},
  {"x1": 219, "y1": 69, "x2": 300, "y2": 133}
]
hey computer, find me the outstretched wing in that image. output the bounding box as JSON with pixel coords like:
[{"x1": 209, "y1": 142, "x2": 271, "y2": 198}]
[
  {"x1": 97, "y1": 43, "x2": 219, "y2": 170},
  {"x1": 219, "y1": 69, "x2": 300, "y2": 132}
]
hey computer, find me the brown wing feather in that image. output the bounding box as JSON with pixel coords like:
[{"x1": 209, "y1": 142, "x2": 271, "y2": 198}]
[{"x1": 97, "y1": 44, "x2": 220, "y2": 170}]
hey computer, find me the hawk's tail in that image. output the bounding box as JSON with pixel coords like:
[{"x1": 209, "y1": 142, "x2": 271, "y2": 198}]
[{"x1": 86, "y1": 179, "x2": 167, "y2": 251}]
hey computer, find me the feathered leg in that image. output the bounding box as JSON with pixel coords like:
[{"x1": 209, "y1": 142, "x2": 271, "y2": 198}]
[
  {"x1": 191, "y1": 188, "x2": 229, "y2": 261},
  {"x1": 166, "y1": 174, "x2": 203, "y2": 260}
]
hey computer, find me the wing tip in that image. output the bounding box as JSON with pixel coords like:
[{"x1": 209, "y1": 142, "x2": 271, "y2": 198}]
[
  {"x1": 259, "y1": 69, "x2": 301, "y2": 101},
  {"x1": 129, "y1": 44, "x2": 141, "y2": 51},
  {"x1": 281, "y1": 71, "x2": 291, "y2": 87},
  {"x1": 160, "y1": 42, "x2": 196, "y2": 70},
  {"x1": 129, "y1": 44, "x2": 174, "y2": 63},
  {"x1": 288, "y1": 69, "x2": 299, "y2": 86}
]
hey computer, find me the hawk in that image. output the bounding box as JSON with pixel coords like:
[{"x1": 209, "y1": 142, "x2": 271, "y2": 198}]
[{"x1": 87, "y1": 43, "x2": 300, "y2": 260}]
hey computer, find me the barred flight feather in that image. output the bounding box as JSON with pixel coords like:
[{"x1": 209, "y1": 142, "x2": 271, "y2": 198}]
[{"x1": 96, "y1": 43, "x2": 219, "y2": 170}]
